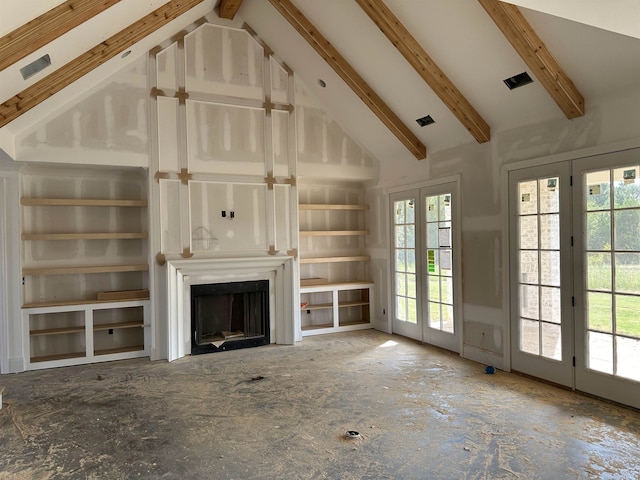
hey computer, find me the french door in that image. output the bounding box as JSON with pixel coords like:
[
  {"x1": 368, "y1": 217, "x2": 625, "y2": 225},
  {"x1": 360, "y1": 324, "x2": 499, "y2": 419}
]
[
  {"x1": 390, "y1": 181, "x2": 461, "y2": 352},
  {"x1": 510, "y1": 149, "x2": 640, "y2": 409}
]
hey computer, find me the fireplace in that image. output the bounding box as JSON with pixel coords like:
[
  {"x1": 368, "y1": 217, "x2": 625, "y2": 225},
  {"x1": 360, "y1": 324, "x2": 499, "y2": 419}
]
[
  {"x1": 166, "y1": 257, "x2": 296, "y2": 362},
  {"x1": 191, "y1": 280, "x2": 269, "y2": 354}
]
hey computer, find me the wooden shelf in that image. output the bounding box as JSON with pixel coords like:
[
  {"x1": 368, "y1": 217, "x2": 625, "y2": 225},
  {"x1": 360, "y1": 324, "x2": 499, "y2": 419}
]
[
  {"x1": 301, "y1": 323, "x2": 334, "y2": 331},
  {"x1": 299, "y1": 204, "x2": 367, "y2": 211},
  {"x1": 300, "y1": 281, "x2": 373, "y2": 291},
  {"x1": 95, "y1": 345, "x2": 144, "y2": 356},
  {"x1": 31, "y1": 352, "x2": 86, "y2": 363},
  {"x1": 22, "y1": 232, "x2": 147, "y2": 240},
  {"x1": 300, "y1": 256, "x2": 370, "y2": 264},
  {"x1": 23, "y1": 295, "x2": 150, "y2": 309},
  {"x1": 21, "y1": 198, "x2": 147, "y2": 207},
  {"x1": 299, "y1": 230, "x2": 368, "y2": 237},
  {"x1": 94, "y1": 321, "x2": 144, "y2": 331},
  {"x1": 339, "y1": 300, "x2": 370, "y2": 308},
  {"x1": 300, "y1": 303, "x2": 333, "y2": 311},
  {"x1": 30, "y1": 326, "x2": 85, "y2": 336},
  {"x1": 23, "y1": 264, "x2": 149, "y2": 276}
]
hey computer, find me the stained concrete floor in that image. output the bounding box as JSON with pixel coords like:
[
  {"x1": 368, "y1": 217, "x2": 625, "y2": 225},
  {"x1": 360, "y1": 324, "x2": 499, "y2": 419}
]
[{"x1": 1, "y1": 330, "x2": 640, "y2": 479}]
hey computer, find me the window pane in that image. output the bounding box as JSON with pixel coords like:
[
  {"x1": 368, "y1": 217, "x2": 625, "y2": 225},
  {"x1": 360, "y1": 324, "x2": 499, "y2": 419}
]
[
  {"x1": 407, "y1": 273, "x2": 417, "y2": 298},
  {"x1": 617, "y1": 337, "x2": 640, "y2": 381},
  {"x1": 520, "y1": 250, "x2": 539, "y2": 284},
  {"x1": 585, "y1": 170, "x2": 610, "y2": 211},
  {"x1": 613, "y1": 166, "x2": 640, "y2": 209},
  {"x1": 541, "y1": 322, "x2": 561, "y2": 360},
  {"x1": 395, "y1": 273, "x2": 406, "y2": 296},
  {"x1": 395, "y1": 226, "x2": 405, "y2": 248},
  {"x1": 442, "y1": 304, "x2": 454, "y2": 333},
  {"x1": 587, "y1": 292, "x2": 612, "y2": 333},
  {"x1": 407, "y1": 299, "x2": 417, "y2": 324},
  {"x1": 540, "y1": 287, "x2": 561, "y2": 323},
  {"x1": 426, "y1": 223, "x2": 438, "y2": 248},
  {"x1": 586, "y1": 211, "x2": 611, "y2": 250},
  {"x1": 519, "y1": 216, "x2": 538, "y2": 249},
  {"x1": 428, "y1": 302, "x2": 441, "y2": 329},
  {"x1": 520, "y1": 285, "x2": 539, "y2": 320},
  {"x1": 396, "y1": 297, "x2": 406, "y2": 321},
  {"x1": 519, "y1": 181, "x2": 538, "y2": 215},
  {"x1": 406, "y1": 250, "x2": 416, "y2": 273},
  {"x1": 406, "y1": 201, "x2": 415, "y2": 223},
  {"x1": 440, "y1": 194, "x2": 452, "y2": 221},
  {"x1": 520, "y1": 319, "x2": 539, "y2": 355},
  {"x1": 615, "y1": 294, "x2": 640, "y2": 337},
  {"x1": 406, "y1": 225, "x2": 415, "y2": 248},
  {"x1": 540, "y1": 251, "x2": 560, "y2": 286},
  {"x1": 441, "y1": 277, "x2": 453, "y2": 304},
  {"x1": 588, "y1": 331, "x2": 613, "y2": 374},
  {"x1": 614, "y1": 210, "x2": 640, "y2": 251},
  {"x1": 426, "y1": 196, "x2": 438, "y2": 222},
  {"x1": 395, "y1": 249, "x2": 406, "y2": 272},
  {"x1": 539, "y1": 214, "x2": 560, "y2": 249},
  {"x1": 587, "y1": 253, "x2": 611, "y2": 291},
  {"x1": 395, "y1": 201, "x2": 406, "y2": 224},
  {"x1": 539, "y1": 177, "x2": 559, "y2": 214},
  {"x1": 614, "y1": 254, "x2": 640, "y2": 294},
  {"x1": 428, "y1": 276, "x2": 440, "y2": 303}
]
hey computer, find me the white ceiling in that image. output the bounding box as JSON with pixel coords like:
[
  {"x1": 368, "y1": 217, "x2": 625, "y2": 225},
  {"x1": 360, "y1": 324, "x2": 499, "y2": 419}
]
[{"x1": 2, "y1": 0, "x2": 640, "y2": 165}]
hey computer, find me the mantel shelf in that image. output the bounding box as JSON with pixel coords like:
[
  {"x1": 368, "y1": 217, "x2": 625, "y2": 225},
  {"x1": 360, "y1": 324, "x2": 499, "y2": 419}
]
[
  {"x1": 299, "y1": 204, "x2": 368, "y2": 211},
  {"x1": 22, "y1": 232, "x2": 148, "y2": 241},
  {"x1": 22, "y1": 264, "x2": 149, "y2": 276},
  {"x1": 299, "y1": 256, "x2": 370, "y2": 264},
  {"x1": 299, "y1": 230, "x2": 368, "y2": 237},
  {"x1": 21, "y1": 198, "x2": 148, "y2": 207}
]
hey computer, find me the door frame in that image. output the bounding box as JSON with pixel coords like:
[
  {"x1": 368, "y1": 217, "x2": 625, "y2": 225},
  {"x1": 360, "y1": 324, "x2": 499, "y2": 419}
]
[
  {"x1": 387, "y1": 175, "x2": 463, "y2": 353},
  {"x1": 501, "y1": 138, "x2": 640, "y2": 374}
]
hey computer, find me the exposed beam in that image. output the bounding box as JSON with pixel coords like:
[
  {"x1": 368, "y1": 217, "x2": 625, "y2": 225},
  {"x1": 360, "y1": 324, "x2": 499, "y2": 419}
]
[
  {"x1": 0, "y1": 0, "x2": 205, "y2": 129},
  {"x1": 218, "y1": 0, "x2": 244, "y2": 19},
  {"x1": 268, "y1": 0, "x2": 426, "y2": 160},
  {"x1": 0, "y1": 0, "x2": 123, "y2": 72},
  {"x1": 478, "y1": 0, "x2": 584, "y2": 119},
  {"x1": 355, "y1": 0, "x2": 490, "y2": 144}
]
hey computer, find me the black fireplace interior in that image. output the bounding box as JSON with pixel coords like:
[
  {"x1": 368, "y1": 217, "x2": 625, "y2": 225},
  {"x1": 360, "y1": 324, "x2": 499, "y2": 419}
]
[{"x1": 191, "y1": 280, "x2": 269, "y2": 354}]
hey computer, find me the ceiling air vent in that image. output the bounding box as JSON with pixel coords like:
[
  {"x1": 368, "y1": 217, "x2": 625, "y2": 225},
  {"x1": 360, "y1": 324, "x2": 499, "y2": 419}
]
[
  {"x1": 504, "y1": 71, "x2": 533, "y2": 90},
  {"x1": 416, "y1": 115, "x2": 435, "y2": 127},
  {"x1": 20, "y1": 54, "x2": 51, "y2": 80}
]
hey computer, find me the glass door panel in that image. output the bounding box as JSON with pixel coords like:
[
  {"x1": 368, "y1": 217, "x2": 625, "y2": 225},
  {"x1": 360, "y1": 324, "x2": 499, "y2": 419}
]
[
  {"x1": 575, "y1": 153, "x2": 640, "y2": 408},
  {"x1": 509, "y1": 163, "x2": 573, "y2": 386},
  {"x1": 391, "y1": 192, "x2": 420, "y2": 340}
]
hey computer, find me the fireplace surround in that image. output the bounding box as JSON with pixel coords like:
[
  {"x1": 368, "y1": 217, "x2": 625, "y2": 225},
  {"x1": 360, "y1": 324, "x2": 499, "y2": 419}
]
[{"x1": 166, "y1": 257, "x2": 297, "y2": 361}]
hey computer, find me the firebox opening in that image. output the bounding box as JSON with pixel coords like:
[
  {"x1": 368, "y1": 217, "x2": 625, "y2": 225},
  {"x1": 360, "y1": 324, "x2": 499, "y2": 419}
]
[{"x1": 191, "y1": 280, "x2": 269, "y2": 354}]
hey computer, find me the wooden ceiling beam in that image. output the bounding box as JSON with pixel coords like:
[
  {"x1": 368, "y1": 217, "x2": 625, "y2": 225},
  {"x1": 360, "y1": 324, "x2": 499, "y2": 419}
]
[
  {"x1": 478, "y1": 0, "x2": 584, "y2": 119},
  {"x1": 355, "y1": 0, "x2": 490, "y2": 144},
  {"x1": 0, "y1": 0, "x2": 123, "y2": 72},
  {"x1": 218, "y1": 0, "x2": 244, "y2": 19},
  {"x1": 268, "y1": 0, "x2": 426, "y2": 160},
  {"x1": 0, "y1": 0, "x2": 205, "y2": 129}
]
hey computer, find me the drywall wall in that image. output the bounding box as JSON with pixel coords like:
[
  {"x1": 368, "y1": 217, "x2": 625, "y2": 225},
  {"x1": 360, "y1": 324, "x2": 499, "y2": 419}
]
[{"x1": 372, "y1": 84, "x2": 640, "y2": 367}]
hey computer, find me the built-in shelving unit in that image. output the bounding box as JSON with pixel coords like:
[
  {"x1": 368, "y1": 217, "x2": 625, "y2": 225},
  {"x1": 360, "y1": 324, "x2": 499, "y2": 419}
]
[
  {"x1": 20, "y1": 167, "x2": 150, "y2": 369},
  {"x1": 298, "y1": 185, "x2": 373, "y2": 336}
]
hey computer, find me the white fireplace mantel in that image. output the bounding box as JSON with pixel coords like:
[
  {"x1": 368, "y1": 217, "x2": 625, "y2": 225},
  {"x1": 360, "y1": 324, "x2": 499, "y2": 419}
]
[{"x1": 166, "y1": 256, "x2": 296, "y2": 361}]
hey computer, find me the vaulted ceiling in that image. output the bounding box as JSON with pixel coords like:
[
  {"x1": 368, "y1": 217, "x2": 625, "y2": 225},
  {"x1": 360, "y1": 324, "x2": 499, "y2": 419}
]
[{"x1": 1, "y1": 0, "x2": 640, "y2": 165}]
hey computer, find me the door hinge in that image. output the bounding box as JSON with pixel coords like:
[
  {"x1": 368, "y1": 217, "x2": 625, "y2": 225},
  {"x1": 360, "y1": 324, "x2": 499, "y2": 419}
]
[
  {"x1": 571, "y1": 236, "x2": 574, "y2": 247},
  {"x1": 573, "y1": 356, "x2": 576, "y2": 367},
  {"x1": 570, "y1": 175, "x2": 573, "y2": 186},
  {"x1": 571, "y1": 296, "x2": 575, "y2": 307}
]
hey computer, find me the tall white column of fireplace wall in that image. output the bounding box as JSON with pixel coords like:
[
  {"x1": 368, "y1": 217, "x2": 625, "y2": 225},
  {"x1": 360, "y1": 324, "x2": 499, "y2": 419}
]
[{"x1": 167, "y1": 257, "x2": 296, "y2": 361}]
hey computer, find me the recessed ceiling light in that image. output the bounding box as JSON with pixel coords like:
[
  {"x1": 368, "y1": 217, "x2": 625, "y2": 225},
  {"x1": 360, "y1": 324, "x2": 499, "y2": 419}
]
[
  {"x1": 504, "y1": 71, "x2": 533, "y2": 90},
  {"x1": 416, "y1": 115, "x2": 435, "y2": 127},
  {"x1": 20, "y1": 54, "x2": 51, "y2": 80},
  {"x1": 317, "y1": 79, "x2": 326, "y2": 88}
]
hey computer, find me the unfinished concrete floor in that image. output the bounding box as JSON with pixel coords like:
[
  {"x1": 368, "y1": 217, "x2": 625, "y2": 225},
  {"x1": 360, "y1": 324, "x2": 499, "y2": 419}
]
[{"x1": 1, "y1": 330, "x2": 639, "y2": 479}]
